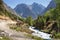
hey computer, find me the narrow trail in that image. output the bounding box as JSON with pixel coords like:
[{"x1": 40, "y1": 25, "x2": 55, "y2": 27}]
[{"x1": 0, "y1": 20, "x2": 33, "y2": 40}]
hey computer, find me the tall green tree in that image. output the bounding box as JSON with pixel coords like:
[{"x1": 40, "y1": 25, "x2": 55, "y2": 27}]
[
  {"x1": 33, "y1": 16, "x2": 44, "y2": 30},
  {"x1": 25, "y1": 16, "x2": 33, "y2": 26}
]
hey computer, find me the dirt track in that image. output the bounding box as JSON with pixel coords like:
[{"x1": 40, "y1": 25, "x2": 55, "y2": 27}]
[{"x1": 0, "y1": 20, "x2": 33, "y2": 40}]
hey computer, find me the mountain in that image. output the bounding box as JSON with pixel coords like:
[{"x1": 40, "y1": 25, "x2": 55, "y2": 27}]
[
  {"x1": 14, "y1": 3, "x2": 45, "y2": 18},
  {"x1": 43, "y1": 0, "x2": 56, "y2": 15},
  {"x1": 14, "y1": 4, "x2": 37, "y2": 18},
  {"x1": 14, "y1": 0, "x2": 56, "y2": 19},
  {"x1": 0, "y1": 0, "x2": 21, "y2": 20},
  {"x1": 3, "y1": 3, "x2": 18, "y2": 16},
  {"x1": 31, "y1": 2, "x2": 45, "y2": 15}
]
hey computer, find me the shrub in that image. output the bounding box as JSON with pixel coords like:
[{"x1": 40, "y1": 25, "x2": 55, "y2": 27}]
[
  {"x1": 54, "y1": 33, "x2": 60, "y2": 38},
  {"x1": 0, "y1": 36, "x2": 12, "y2": 40}
]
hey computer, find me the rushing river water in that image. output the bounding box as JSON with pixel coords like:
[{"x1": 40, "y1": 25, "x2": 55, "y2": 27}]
[{"x1": 29, "y1": 26, "x2": 51, "y2": 40}]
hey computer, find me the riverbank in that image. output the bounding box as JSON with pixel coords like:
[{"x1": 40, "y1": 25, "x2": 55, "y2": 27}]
[{"x1": 29, "y1": 27, "x2": 51, "y2": 40}]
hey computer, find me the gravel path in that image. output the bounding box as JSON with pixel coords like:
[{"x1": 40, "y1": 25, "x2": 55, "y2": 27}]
[{"x1": 0, "y1": 20, "x2": 33, "y2": 40}]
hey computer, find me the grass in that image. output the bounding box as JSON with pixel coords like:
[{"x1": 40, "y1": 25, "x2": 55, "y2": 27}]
[
  {"x1": 9, "y1": 24, "x2": 32, "y2": 34},
  {"x1": 0, "y1": 36, "x2": 12, "y2": 40},
  {"x1": 10, "y1": 26, "x2": 21, "y2": 31},
  {"x1": 0, "y1": 30, "x2": 12, "y2": 40},
  {"x1": 54, "y1": 33, "x2": 60, "y2": 39},
  {"x1": 41, "y1": 30, "x2": 49, "y2": 33},
  {"x1": 10, "y1": 26, "x2": 43, "y2": 40},
  {"x1": 10, "y1": 25, "x2": 43, "y2": 40},
  {"x1": 25, "y1": 34, "x2": 43, "y2": 40}
]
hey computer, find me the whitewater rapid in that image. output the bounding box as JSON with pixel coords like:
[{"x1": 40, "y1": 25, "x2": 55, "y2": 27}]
[{"x1": 29, "y1": 26, "x2": 51, "y2": 40}]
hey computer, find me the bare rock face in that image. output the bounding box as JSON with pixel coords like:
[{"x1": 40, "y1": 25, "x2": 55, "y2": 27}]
[
  {"x1": 14, "y1": 3, "x2": 45, "y2": 18},
  {"x1": 14, "y1": 0, "x2": 56, "y2": 19}
]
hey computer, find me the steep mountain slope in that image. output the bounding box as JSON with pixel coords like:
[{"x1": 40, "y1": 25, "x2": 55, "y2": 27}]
[
  {"x1": 43, "y1": 0, "x2": 56, "y2": 14},
  {"x1": 0, "y1": 0, "x2": 21, "y2": 20},
  {"x1": 0, "y1": 0, "x2": 5, "y2": 15},
  {"x1": 14, "y1": 0, "x2": 56, "y2": 18},
  {"x1": 3, "y1": 3, "x2": 18, "y2": 16},
  {"x1": 14, "y1": 4, "x2": 36, "y2": 18},
  {"x1": 31, "y1": 2, "x2": 45, "y2": 15},
  {"x1": 14, "y1": 3, "x2": 45, "y2": 18}
]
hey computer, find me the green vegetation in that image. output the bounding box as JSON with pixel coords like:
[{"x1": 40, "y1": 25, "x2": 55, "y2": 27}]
[
  {"x1": 10, "y1": 26, "x2": 21, "y2": 31},
  {"x1": 0, "y1": 0, "x2": 60, "y2": 39},
  {"x1": 4, "y1": 10, "x2": 24, "y2": 21},
  {"x1": 33, "y1": 16, "x2": 45, "y2": 30},
  {"x1": 25, "y1": 34, "x2": 43, "y2": 40},
  {"x1": 0, "y1": 0, "x2": 25, "y2": 21},
  {"x1": 0, "y1": 30, "x2": 12, "y2": 40},
  {"x1": 24, "y1": 0, "x2": 60, "y2": 39},
  {"x1": 25, "y1": 16, "x2": 33, "y2": 26},
  {"x1": 54, "y1": 33, "x2": 60, "y2": 38},
  {"x1": 0, "y1": 36, "x2": 12, "y2": 40},
  {"x1": 9, "y1": 24, "x2": 32, "y2": 34},
  {"x1": 9, "y1": 0, "x2": 60, "y2": 39}
]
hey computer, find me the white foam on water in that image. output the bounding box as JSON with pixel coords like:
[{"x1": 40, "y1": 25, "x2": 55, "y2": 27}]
[{"x1": 29, "y1": 26, "x2": 51, "y2": 39}]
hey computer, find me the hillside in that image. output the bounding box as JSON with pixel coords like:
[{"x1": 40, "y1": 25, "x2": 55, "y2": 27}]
[
  {"x1": 0, "y1": 0, "x2": 34, "y2": 40},
  {"x1": 55, "y1": 0, "x2": 60, "y2": 3},
  {"x1": 14, "y1": 3, "x2": 46, "y2": 18},
  {"x1": 0, "y1": 0, "x2": 22, "y2": 21},
  {"x1": 14, "y1": 0, "x2": 56, "y2": 19},
  {"x1": 30, "y1": 0, "x2": 60, "y2": 39},
  {"x1": 0, "y1": 0, "x2": 60, "y2": 39},
  {"x1": 14, "y1": 3, "x2": 37, "y2": 18}
]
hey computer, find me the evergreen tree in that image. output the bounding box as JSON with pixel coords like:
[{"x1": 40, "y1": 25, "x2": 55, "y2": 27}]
[
  {"x1": 25, "y1": 16, "x2": 33, "y2": 26},
  {"x1": 33, "y1": 16, "x2": 44, "y2": 30}
]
